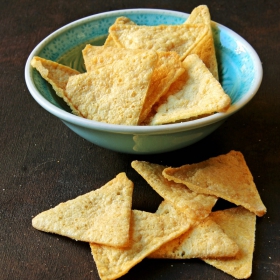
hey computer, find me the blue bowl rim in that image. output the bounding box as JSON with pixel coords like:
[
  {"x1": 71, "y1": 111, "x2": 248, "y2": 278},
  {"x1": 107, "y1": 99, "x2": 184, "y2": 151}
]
[{"x1": 25, "y1": 8, "x2": 263, "y2": 135}]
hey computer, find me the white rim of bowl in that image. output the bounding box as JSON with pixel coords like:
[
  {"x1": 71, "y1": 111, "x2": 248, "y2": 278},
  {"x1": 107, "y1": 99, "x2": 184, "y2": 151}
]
[{"x1": 25, "y1": 8, "x2": 263, "y2": 134}]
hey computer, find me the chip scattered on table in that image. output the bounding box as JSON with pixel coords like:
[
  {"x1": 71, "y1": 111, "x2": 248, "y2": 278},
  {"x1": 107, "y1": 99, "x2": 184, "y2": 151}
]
[
  {"x1": 32, "y1": 172, "x2": 133, "y2": 247},
  {"x1": 131, "y1": 160, "x2": 217, "y2": 220},
  {"x1": 90, "y1": 209, "x2": 192, "y2": 280},
  {"x1": 150, "y1": 206, "x2": 239, "y2": 259},
  {"x1": 203, "y1": 207, "x2": 256, "y2": 279},
  {"x1": 163, "y1": 150, "x2": 267, "y2": 216}
]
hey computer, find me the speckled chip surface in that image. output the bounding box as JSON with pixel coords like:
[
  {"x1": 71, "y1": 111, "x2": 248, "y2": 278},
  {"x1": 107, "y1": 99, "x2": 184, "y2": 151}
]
[
  {"x1": 163, "y1": 150, "x2": 267, "y2": 216},
  {"x1": 131, "y1": 160, "x2": 217, "y2": 220},
  {"x1": 66, "y1": 48, "x2": 157, "y2": 125},
  {"x1": 203, "y1": 207, "x2": 257, "y2": 279},
  {"x1": 150, "y1": 54, "x2": 231, "y2": 125},
  {"x1": 109, "y1": 23, "x2": 208, "y2": 61},
  {"x1": 31, "y1": 56, "x2": 81, "y2": 116},
  {"x1": 32, "y1": 172, "x2": 133, "y2": 247},
  {"x1": 150, "y1": 212, "x2": 239, "y2": 259},
  {"x1": 90, "y1": 209, "x2": 191, "y2": 280}
]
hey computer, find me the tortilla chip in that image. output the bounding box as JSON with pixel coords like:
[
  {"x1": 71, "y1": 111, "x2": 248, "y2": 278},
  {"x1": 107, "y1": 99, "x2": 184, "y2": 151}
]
[
  {"x1": 31, "y1": 56, "x2": 82, "y2": 116},
  {"x1": 131, "y1": 160, "x2": 217, "y2": 220},
  {"x1": 149, "y1": 54, "x2": 231, "y2": 125},
  {"x1": 82, "y1": 45, "x2": 148, "y2": 71},
  {"x1": 185, "y1": 5, "x2": 219, "y2": 80},
  {"x1": 32, "y1": 173, "x2": 133, "y2": 247},
  {"x1": 90, "y1": 209, "x2": 192, "y2": 280},
  {"x1": 82, "y1": 46, "x2": 185, "y2": 125},
  {"x1": 139, "y1": 51, "x2": 185, "y2": 124},
  {"x1": 150, "y1": 209, "x2": 239, "y2": 259},
  {"x1": 163, "y1": 150, "x2": 266, "y2": 217},
  {"x1": 109, "y1": 23, "x2": 208, "y2": 61},
  {"x1": 203, "y1": 207, "x2": 256, "y2": 279},
  {"x1": 66, "y1": 48, "x2": 158, "y2": 125},
  {"x1": 104, "y1": 16, "x2": 136, "y2": 47}
]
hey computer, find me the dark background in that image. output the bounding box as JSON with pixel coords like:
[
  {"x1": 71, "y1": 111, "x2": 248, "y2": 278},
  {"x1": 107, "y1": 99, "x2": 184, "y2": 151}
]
[{"x1": 1, "y1": 0, "x2": 279, "y2": 279}]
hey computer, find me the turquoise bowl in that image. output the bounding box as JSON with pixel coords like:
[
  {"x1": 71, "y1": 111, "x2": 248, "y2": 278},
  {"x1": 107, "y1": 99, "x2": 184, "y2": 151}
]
[{"x1": 25, "y1": 9, "x2": 262, "y2": 154}]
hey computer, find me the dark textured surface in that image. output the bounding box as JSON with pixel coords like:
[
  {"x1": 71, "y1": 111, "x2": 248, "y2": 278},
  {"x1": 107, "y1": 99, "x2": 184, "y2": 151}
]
[{"x1": 1, "y1": 0, "x2": 279, "y2": 279}]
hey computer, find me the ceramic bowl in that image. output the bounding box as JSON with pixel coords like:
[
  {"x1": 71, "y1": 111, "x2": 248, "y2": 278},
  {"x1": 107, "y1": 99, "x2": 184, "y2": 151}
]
[{"x1": 25, "y1": 9, "x2": 262, "y2": 154}]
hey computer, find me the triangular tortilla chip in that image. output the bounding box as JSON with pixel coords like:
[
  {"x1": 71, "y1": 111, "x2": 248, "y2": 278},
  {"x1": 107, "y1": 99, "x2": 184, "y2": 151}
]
[
  {"x1": 163, "y1": 150, "x2": 267, "y2": 217},
  {"x1": 82, "y1": 45, "x2": 185, "y2": 125},
  {"x1": 203, "y1": 207, "x2": 256, "y2": 279},
  {"x1": 131, "y1": 160, "x2": 217, "y2": 220},
  {"x1": 31, "y1": 56, "x2": 82, "y2": 116},
  {"x1": 139, "y1": 51, "x2": 185, "y2": 124},
  {"x1": 150, "y1": 201, "x2": 239, "y2": 259},
  {"x1": 109, "y1": 23, "x2": 208, "y2": 61},
  {"x1": 90, "y1": 209, "x2": 192, "y2": 280},
  {"x1": 185, "y1": 5, "x2": 219, "y2": 80},
  {"x1": 32, "y1": 172, "x2": 133, "y2": 247},
  {"x1": 82, "y1": 45, "x2": 144, "y2": 71},
  {"x1": 104, "y1": 16, "x2": 136, "y2": 47},
  {"x1": 66, "y1": 48, "x2": 158, "y2": 125},
  {"x1": 149, "y1": 54, "x2": 231, "y2": 125}
]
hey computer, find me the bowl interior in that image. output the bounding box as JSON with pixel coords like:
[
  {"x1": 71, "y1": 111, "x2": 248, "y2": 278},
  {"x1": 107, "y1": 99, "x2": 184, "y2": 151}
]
[{"x1": 28, "y1": 9, "x2": 261, "y2": 124}]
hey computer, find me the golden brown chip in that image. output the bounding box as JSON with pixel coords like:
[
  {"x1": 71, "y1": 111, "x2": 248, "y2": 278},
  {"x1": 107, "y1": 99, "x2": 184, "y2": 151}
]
[
  {"x1": 139, "y1": 51, "x2": 185, "y2": 124},
  {"x1": 82, "y1": 45, "x2": 150, "y2": 71},
  {"x1": 82, "y1": 46, "x2": 185, "y2": 125},
  {"x1": 32, "y1": 173, "x2": 133, "y2": 247},
  {"x1": 31, "y1": 56, "x2": 82, "y2": 116},
  {"x1": 90, "y1": 209, "x2": 192, "y2": 280},
  {"x1": 104, "y1": 16, "x2": 136, "y2": 47},
  {"x1": 131, "y1": 160, "x2": 217, "y2": 220},
  {"x1": 150, "y1": 209, "x2": 239, "y2": 259},
  {"x1": 109, "y1": 23, "x2": 208, "y2": 61},
  {"x1": 163, "y1": 150, "x2": 266, "y2": 217},
  {"x1": 185, "y1": 5, "x2": 219, "y2": 80},
  {"x1": 66, "y1": 48, "x2": 158, "y2": 125},
  {"x1": 149, "y1": 54, "x2": 231, "y2": 125},
  {"x1": 203, "y1": 207, "x2": 256, "y2": 279}
]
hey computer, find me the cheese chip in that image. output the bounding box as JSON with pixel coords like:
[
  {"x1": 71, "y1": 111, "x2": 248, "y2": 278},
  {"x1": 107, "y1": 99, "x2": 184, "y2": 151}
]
[
  {"x1": 131, "y1": 160, "x2": 217, "y2": 220},
  {"x1": 32, "y1": 173, "x2": 133, "y2": 247},
  {"x1": 203, "y1": 207, "x2": 256, "y2": 279},
  {"x1": 163, "y1": 150, "x2": 266, "y2": 217},
  {"x1": 109, "y1": 23, "x2": 208, "y2": 61},
  {"x1": 150, "y1": 54, "x2": 231, "y2": 125},
  {"x1": 90, "y1": 209, "x2": 192, "y2": 280},
  {"x1": 66, "y1": 48, "x2": 158, "y2": 125}
]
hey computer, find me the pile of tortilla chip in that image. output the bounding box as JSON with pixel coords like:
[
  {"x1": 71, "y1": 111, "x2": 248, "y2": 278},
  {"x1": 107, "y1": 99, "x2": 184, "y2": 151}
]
[
  {"x1": 31, "y1": 5, "x2": 231, "y2": 126},
  {"x1": 32, "y1": 150, "x2": 266, "y2": 280}
]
